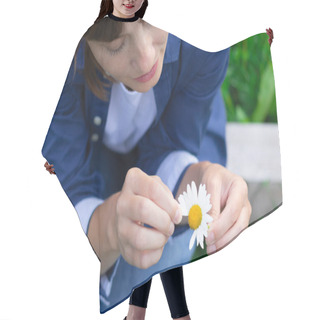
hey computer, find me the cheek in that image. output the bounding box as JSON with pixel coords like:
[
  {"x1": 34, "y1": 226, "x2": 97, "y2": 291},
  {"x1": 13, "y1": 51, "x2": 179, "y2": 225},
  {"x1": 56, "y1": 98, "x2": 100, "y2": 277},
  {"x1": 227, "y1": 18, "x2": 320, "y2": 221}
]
[
  {"x1": 113, "y1": 0, "x2": 123, "y2": 11},
  {"x1": 105, "y1": 60, "x2": 128, "y2": 81}
]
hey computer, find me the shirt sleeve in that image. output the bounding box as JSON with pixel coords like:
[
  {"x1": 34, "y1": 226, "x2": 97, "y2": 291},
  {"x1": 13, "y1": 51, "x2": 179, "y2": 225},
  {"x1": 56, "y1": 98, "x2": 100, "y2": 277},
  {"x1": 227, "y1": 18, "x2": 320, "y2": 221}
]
[
  {"x1": 75, "y1": 197, "x2": 104, "y2": 234},
  {"x1": 156, "y1": 150, "x2": 198, "y2": 193}
]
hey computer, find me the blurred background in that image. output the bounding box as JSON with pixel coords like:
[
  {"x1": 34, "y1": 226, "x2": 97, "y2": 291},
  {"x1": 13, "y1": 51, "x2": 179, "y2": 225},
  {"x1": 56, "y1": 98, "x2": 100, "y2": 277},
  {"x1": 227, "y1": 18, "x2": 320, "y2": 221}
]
[{"x1": 222, "y1": 32, "x2": 282, "y2": 225}]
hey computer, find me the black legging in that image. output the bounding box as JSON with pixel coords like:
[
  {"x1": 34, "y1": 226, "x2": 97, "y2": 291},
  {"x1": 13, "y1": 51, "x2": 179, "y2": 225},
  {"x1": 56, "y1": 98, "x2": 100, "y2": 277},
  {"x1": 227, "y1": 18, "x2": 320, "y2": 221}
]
[{"x1": 129, "y1": 266, "x2": 189, "y2": 319}]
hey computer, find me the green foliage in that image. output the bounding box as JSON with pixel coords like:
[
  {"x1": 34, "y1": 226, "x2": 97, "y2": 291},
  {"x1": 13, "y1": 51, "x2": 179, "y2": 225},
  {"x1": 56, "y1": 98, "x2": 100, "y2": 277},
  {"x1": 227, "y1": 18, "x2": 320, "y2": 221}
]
[{"x1": 221, "y1": 33, "x2": 277, "y2": 123}]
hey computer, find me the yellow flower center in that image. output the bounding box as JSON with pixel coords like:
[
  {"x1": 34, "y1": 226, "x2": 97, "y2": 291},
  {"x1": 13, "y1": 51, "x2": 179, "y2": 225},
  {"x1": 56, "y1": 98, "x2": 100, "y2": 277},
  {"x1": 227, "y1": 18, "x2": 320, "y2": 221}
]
[{"x1": 188, "y1": 205, "x2": 202, "y2": 230}]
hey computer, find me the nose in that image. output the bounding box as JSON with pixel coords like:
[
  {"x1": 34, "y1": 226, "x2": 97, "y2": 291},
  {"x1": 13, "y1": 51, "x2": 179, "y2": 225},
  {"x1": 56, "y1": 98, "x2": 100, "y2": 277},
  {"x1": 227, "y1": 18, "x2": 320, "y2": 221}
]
[{"x1": 130, "y1": 34, "x2": 155, "y2": 76}]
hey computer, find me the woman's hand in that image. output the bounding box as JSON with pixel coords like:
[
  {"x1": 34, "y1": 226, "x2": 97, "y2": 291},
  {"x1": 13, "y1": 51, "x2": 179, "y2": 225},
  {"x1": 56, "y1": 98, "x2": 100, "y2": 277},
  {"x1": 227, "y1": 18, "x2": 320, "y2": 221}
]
[
  {"x1": 88, "y1": 167, "x2": 182, "y2": 273},
  {"x1": 115, "y1": 168, "x2": 182, "y2": 269},
  {"x1": 177, "y1": 162, "x2": 252, "y2": 255},
  {"x1": 201, "y1": 163, "x2": 251, "y2": 254}
]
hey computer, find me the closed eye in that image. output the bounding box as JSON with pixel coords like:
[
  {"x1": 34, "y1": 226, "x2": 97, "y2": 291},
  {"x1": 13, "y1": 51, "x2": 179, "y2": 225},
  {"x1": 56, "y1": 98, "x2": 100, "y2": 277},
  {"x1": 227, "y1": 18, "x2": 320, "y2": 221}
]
[{"x1": 105, "y1": 37, "x2": 126, "y2": 56}]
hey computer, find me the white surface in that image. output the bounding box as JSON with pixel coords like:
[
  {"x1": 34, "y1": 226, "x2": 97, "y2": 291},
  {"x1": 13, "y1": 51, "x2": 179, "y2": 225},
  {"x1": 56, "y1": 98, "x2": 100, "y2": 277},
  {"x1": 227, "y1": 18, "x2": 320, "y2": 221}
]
[
  {"x1": 226, "y1": 123, "x2": 282, "y2": 182},
  {"x1": 1, "y1": 1, "x2": 319, "y2": 320}
]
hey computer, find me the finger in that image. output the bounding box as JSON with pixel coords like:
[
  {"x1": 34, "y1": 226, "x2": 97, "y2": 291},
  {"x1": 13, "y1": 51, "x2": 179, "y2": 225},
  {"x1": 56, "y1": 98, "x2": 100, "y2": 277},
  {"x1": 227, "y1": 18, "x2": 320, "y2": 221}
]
[
  {"x1": 151, "y1": 175, "x2": 172, "y2": 198},
  {"x1": 206, "y1": 179, "x2": 221, "y2": 220},
  {"x1": 204, "y1": 180, "x2": 221, "y2": 245},
  {"x1": 128, "y1": 223, "x2": 168, "y2": 251},
  {"x1": 118, "y1": 221, "x2": 166, "y2": 268},
  {"x1": 125, "y1": 168, "x2": 181, "y2": 224},
  {"x1": 208, "y1": 179, "x2": 246, "y2": 243},
  {"x1": 126, "y1": 195, "x2": 175, "y2": 237},
  {"x1": 207, "y1": 204, "x2": 250, "y2": 255},
  {"x1": 128, "y1": 247, "x2": 164, "y2": 269}
]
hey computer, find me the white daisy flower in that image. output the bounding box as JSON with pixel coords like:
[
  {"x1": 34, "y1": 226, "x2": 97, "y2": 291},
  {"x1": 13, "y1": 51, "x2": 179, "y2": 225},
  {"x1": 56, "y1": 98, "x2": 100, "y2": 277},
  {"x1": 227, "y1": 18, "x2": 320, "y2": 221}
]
[{"x1": 178, "y1": 181, "x2": 213, "y2": 250}]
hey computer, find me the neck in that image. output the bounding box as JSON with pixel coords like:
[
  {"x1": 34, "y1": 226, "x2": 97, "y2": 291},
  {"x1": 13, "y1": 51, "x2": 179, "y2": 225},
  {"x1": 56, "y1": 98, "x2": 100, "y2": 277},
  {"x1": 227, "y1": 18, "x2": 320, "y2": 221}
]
[
  {"x1": 113, "y1": 10, "x2": 134, "y2": 19},
  {"x1": 109, "y1": 12, "x2": 139, "y2": 22}
]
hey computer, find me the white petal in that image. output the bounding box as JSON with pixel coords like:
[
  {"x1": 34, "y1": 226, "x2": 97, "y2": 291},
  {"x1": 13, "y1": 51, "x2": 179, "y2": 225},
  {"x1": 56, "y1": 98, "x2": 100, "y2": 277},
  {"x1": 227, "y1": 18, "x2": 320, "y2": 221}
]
[
  {"x1": 200, "y1": 222, "x2": 207, "y2": 234},
  {"x1": 199, "y1": 235, "x2": 204, "y2": 249},
  {"x1": 184, "y1": 195, "x2": 192, "y2": 212},
  {"x1": 191, "y1": 181, "x2": 197, "y2": 192},
  {"x1": 178, "y1": 194, "x2": 184, "y2": 205},
  {"x1": 196, "y1": 230, "x2": 204, "y2": 249},
  {"x1": 187, "y1": 183, "x2": 192, "y2": 198},
  {"x1": 189, "y1": 231, "x2": 196, "y2": 250},
  {"x1": 198, "y1": 183, "x2": 204, "y2": 198},
  {"x1": 178, "y1": 195, "x2": 188, "y2": 216},
  {"x1": 187, "y1": 186, "x2": 195, "y2": 206},
  {"x1": 196, "y1": 230, "x2": 202, "y2": 246},
  {"x1": 191, "y1": 181, "x2": 198, "y2": 203},
  {"x1": 200, "y1": 184, "x2": 207, "y2": 201}
]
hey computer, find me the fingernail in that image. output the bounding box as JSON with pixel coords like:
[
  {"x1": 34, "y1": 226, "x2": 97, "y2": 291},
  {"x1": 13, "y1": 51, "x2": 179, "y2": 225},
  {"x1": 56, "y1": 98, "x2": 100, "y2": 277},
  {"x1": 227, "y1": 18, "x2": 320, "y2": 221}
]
[
  {"x1": 174, "y1": 207, "x2": 182, "y2": 224},
  {"x1": 207, "y1": 244, "x2": 217, "y2": 255},
  {"x1": 206, "y1": 231, "x2": 215, "y2": 245},
  {"x1": 168, "y1": 222, "x2": 174, "y2": 236}
]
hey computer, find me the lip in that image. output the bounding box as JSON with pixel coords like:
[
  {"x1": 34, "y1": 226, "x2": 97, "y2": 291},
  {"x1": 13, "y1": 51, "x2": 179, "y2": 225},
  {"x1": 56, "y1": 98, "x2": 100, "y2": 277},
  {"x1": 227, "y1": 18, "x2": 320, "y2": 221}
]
[
  {"x1": 123, "y1": 4, "x2": 134, "y2": 9},
  {"x1": 134, "y1": 60, "x2": 158, "y2": 83}
]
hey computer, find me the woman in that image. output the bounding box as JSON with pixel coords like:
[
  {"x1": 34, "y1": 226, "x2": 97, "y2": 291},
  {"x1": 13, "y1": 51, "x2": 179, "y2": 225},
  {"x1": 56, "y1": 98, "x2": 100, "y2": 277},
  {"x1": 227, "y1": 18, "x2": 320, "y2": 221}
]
[
  {"x1": 102, "y1": 0, "x2": 147, "y2": 19},
  {"x1": 42, "y1": 2, "x2": 251, "y2": 318}
]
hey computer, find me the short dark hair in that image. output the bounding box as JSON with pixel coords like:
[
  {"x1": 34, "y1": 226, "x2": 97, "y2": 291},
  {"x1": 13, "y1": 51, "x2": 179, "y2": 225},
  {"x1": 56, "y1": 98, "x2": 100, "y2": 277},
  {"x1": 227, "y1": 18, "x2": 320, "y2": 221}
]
[{"x1": 77, "y1": 17, "x2": 123, "y2": 101}]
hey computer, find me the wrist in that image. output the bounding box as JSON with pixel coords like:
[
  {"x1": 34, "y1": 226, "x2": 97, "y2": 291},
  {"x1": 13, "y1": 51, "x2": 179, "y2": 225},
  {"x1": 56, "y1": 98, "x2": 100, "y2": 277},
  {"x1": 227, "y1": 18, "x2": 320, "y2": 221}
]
[
  {"x1": 87, "y1": 193, "x2": 120, "y2": 260},
  {"x1": 94, "y1": 193, "x2": 122, "y2": 274}
]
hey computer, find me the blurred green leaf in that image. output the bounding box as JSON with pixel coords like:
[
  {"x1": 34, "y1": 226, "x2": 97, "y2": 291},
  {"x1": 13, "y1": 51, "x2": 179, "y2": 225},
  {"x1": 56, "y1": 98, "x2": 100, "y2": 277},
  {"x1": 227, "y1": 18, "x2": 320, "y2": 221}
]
[
  {"x1": 221, "y1": 33, "x2": 278, "y2": 123},
  {"x1": 252, "y1": 62, "x2": 276, "y2": 122},
  {"x1": 235, "y1": 105, "x2": 250, "y2": 123}
]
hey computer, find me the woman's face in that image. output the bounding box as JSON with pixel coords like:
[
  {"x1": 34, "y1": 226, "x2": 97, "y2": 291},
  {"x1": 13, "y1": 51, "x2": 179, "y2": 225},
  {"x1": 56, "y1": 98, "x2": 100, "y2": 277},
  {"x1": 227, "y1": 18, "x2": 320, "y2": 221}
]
[
  {"x1": 88, "y1": 20, "x2": 168, "y2": 93},
  {"x1": 112, "y1": 0, "x2": 145, "y2": 18}
]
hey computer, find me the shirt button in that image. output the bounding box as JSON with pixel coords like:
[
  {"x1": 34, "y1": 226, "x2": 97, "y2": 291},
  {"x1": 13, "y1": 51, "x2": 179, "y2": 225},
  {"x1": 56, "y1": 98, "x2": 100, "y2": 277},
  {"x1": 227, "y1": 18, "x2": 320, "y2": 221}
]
[
  {"x1": 91, "y1": 133, "x2": 99, "y2": 142},
  {"x1": 93, "y1": 116, "x2": 102, "y2": 126}
]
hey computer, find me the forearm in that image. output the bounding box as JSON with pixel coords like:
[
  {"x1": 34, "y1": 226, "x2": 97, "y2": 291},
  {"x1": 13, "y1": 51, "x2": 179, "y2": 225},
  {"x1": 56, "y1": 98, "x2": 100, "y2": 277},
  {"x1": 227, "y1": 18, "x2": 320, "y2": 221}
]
[{"x1": 87, "y1": 192, "x2": 120, "y2": 275}]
